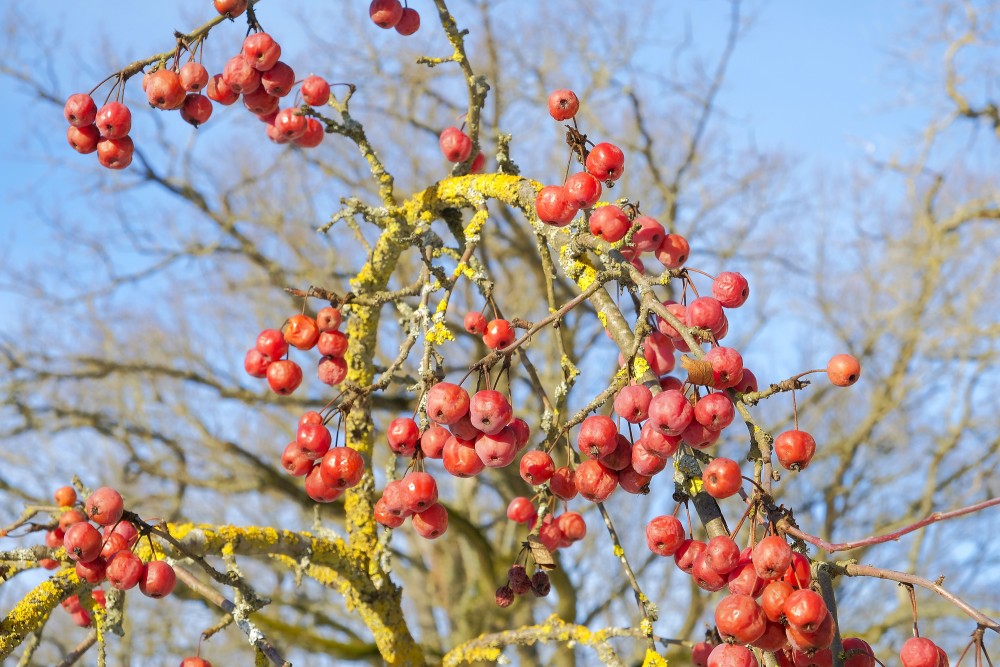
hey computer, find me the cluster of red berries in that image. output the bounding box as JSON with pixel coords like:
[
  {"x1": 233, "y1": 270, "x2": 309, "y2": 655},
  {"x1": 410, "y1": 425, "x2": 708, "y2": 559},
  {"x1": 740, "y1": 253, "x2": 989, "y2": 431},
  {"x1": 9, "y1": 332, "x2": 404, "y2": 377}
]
[
  {"x1": 63, "y1": 2, "x2": 340, "y2": 170},
  {"x1": 368, "y1": 0, "x2": 421, "y2": 34},
  {"x1": 369, "y1": 381, "x2": 533, "y2": 539},
  {"x1": 463, "y1": 312, "x2": 516, "y2": 349},
  {"x1": 282, "y1": 410, "x2": 366, "y2": 504},
  {"x1": 43, "y1": 485, "x2": 176, "y2": 626},
  {"x1": 63, "y1": 94, "x2": 135, "y2": 170},
  {"x1": 244, "y1": 307, "x2": 347, "y2": 394}
]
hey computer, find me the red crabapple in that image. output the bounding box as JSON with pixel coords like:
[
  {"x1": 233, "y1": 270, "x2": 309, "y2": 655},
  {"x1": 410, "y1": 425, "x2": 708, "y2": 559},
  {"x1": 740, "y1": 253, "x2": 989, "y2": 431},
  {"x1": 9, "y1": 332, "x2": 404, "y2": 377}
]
[
  {"x1": 369, "y1": 0, "x2": 404, "y2": 28},
  {"x1": 439, "y1": 127, "x2": 473, "y2": 162},
  {"x1": 655, "y1": 300, "x2": 687, "y2": 338},
  {"x1": 589, "y1": 204, "x2": 631, "y2": 242},
  {"x1": 63, "y1": 521, "x2": 102, "y2": 562},
  {"x1": 284, "y1": 314, "x2": 320, "y2": 350},
  {"x1": 639, "y1": 421, "x2": 681, "y2": 458},
  {"x1": 139, "y1": 560, "x2": 177, "y2": 598},
  {"x1": 733, "y1": 368, "x2": 759, "y2": 394},
  {"x1": 302, "y1": 75, "x2": 331, "y2": 106},
  {"x1": 727, "y1": 561, "x2": 766, "y2": 598},
  {"x1": 557, "y1": 511, "x2": 587, "y2": 541},
  {"x1": 577, "y1": 414, "x2": 619, "y2": 459},
  {"x1": 707, "y1": 643, "x2": 758, "y2": 667},
  {"x1": 100, "y1": 532, "x2": 129, "y2": 560},
  {"x1": 67, "y1": 124, "x2": 101, "y2": 154},
  {"x1": 395, "y1": 7, "x2": 421, "y2": 35},
  {"x1": 535, "y1": 185, "x2": 579, "y2": 226},
  {"x1": 426, "y1": 382, "x2": 470, "y2": 425},
  {"x1": 179, "y1": 62, "x2": 209, "y2": 92},
  {"x1": 85, "y1": 487, "x2": 124, "y2": 526},
  {"x1": 207, "y1": 74, "x2": 239, "y2": 105},
  {"x1": 519, "y1": 450, "x2": 555, "y2": 485},
  {"x1": 317, "y1": 330, "x2": 348, "y2": 357},
  {"x1": 617, "y1": 465, "x2": 652, "y2": 494},
  {"x1": 106, "y1": 551, "x2": 144, "y2": 590},
  {"x1": 55, "y1": 485, "x2": 77, "y2": 507},
  {"x1": 469, "y1": 151, "x2": 486, "y2": 173},
  {"x1": 692, "y1": 642, "x2": 713, "y2": 667},
  {"x1": 509, "y1": 417, "x2": 530, "y2": 449},
  {"x1": 783, "y1": 551, "x2": 812, "y2": 588},
  {"x1": 319, "y1": 446, "x2": 365, "y2": 488},
  {"x1": 274, "y1": 108, "x2": 308, "y2": 140},
  {"x1": 411, "y1": 503, "x2": 448, "y2": 539},
  {"x1": 243, "y1": 33, "x2": 282, "y2": 72},
  {"x1": 75, "y1": 557, "x2": 107, "y2": 584},
  {"x1": 267, "y1": 359, "x2": 303, "y2": 394},
  {"x1": 506, "y1": 496, "x2": 536, "y2": 524},
  {"x1": 648, "y1": 388, "x2": 694, "y2": 436},
  {"x1": 64, "y1": 93, "x2": 97, "y2": 127},
  {"x1": 774, "y1": 430, "x2": 817, "y2": 471},
  {"x1": 702, "y1": 457, "x2": 742, "y2": 498},
  {"x1": 306, "y1": 465, "x2": 345, "y2": 503},
  {"x1": 281, "y1": 442, "x2": 314, "y2": 476},
  {"x1": 715, "y1": 593, "x2": 767, "y2": 644},
  {"x1": 674, "y1": 538, "x2": 706, "y2": 573},
  {"x1": 469, "y1": 389, "x2": 513, "y2": 434},
  {"x1": 448, "y1": 412, "x2": 481, "y2": 441},
  {"x1": 842, "y1": 638, "x2": 876, "y2": 667},
  {"x1": 783, "y1": 588, "x2": 828, "y2": 633},
  {"x1": 598, "y1": 434, "x2": 633, "y2": 471},
  {"x1": 95, "y1": 102, "x2": 131, "y2": 139},
  {"x1": 686, "y1": 296, "x2": 725, "y2": 332},
  {"x1": 374, "y1": 496, "x2": 406, "y2": 527},
  {"x1": 442, "y1": 435, "x2": 485, "y2": 477},
  {"x1": 180, "y1": 658, "x2": 214, "y2": 667},
  {"x1": 401, "y1": 471, "x2": 438, "y2": 513},
  {"x1": 574, "y1": 459, "x2": 618, "y2": 502},
  {"x1": 387, "y1": 417, "x2": 420, "y2": 456},
  {"x1": 630, "y1": 440, "x2": 668, "y2": 476},
  {"x1": 827, "y1": 353, "x2": 861, "y2": 387},
  {"x1": 464, "y1": 311, "x2": 487, "y2": 335},
  {"x1": 475, "y1": 427, "x2": 518, "y2": 467},
  {"x1": 296, "y1": 422, "x2": 332, "y2": 459},
  {"x1": 787, "y1": 612, "x2": 836, "y2": 653},
  {"x1": 703, "y1": 346, "x2": 745, "y2": 389},
  {"x1": 549, "y1": 466, "x2": 578, "y2": 500},
  {"x1": 712, "y1": 271, "x2": 750, "y2": 308},
  {"x1": 97, "y1": 136, "x2": 135, "y2": 170},
  {"x1": 547, "y1": 89, "x2": 579, "y2": 121},
  {"x1": 317, "y1": 356, "x2": 348, "y2": 385},
  {"x1": 632, "y1": 216, "x2": 665, "y2": 252},
  {"x1": 180, "y1": 94, "x2": 213, "y2": 127},
  {"x1": 642, "y1": 331, "x2": 676, "y2": 375},
  {"x1": 145, "y1": 69, "x2": 186, "y2": 110},
  {"x1": 585, "y1": 142, "x2": 625, "y2": 182},
  {"x1": 222, "y1": 55, "x2": 261, "y2": 95},
  {"x1": 704, "y1": 535, "x2": 741, "y2": 575},
  {"x1": 483, "y1": 318, "x2": 515, "y2": 349},
  {"x1": 419, "y1": 425, "x2": 450, "y2": 459},
  {"x1": 645, "y1": 515, "x2": 685, "y2": 556},
  {"x1": 564, "y1": 172, "x2": 602, "y2": 208},
  {"x1": 59, "y1": 508, "x2": 87, "y2": 531},
  {"x1": 694, "y1": 392, "x2": 735, "y2": 432},
  {"x1": 105, "y1": 520, "x2": 139, "y2": 548},
  {"x1": 655, "y1": 233, "x2": 690, "y2": 269},
  {"x1": 316, "y1": 307, "x2": 342, "y2": 332},
  {"x1": 752, "y1": 619, "x2": 788, "y2": 652},
  {"x1": 214, "y1": 0, "x2": 247, "y2": 16},
  {"x1": 760, "y1": 580, "x2": 794, "y2": 622},
  {"x1": 256, "y1": 329, "x2": 288, "y2": 360},
  {"x1": 752, "y1": 535, "x2": 793, "y2": 580},
  {"x1": 692, "y1": 552, "x2": 728, "y2": 591},
  {"x1": 261, "y1": 62, "x2": 295, "y2": 97},
  {"x1": 613, "y1": 384, "x2": 653, "y2": 423},
  {"x1": 900, "y1": 638, "x2": 941, "y2": 667}
]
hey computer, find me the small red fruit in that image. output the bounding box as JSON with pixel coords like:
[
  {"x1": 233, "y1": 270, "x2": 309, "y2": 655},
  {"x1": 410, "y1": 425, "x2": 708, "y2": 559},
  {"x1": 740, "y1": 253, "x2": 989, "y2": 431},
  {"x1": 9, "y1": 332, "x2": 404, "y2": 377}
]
[
  {"x1": 535, "y1": 185, "x2": 578, "y2": 226},
  {"x1": 506, "y1": 496, "x2": 536, "y2": 524},
  {"x1": 519, "y1": 450, "x2": 555, "y2": 485},
  {"x1": 394, "y1": 7, "x2": 421, "y2": 35},
  {"x1": 645, "y1": 515, "x2": 685, "y2": 556},
  {"x1": 712, "y1": 271, "x2": 750, "y2": 308},
  {"x1": 547, "y1": 89, "x2": 579, "y2": 121},
  {"x1": 774, "y1": 430, "x2": 817, "y2": 471},
  {"x1": 464, "y1": 311, "x2": 487, "y2": 335},
  {"x1": 266, "y1": 359, "x2": 303, "y2": 395},
  {"x1": 714, "y1": 593, "x2": 767, "y2": 644},
  {"x1": 97, "y1": 136, "x2": 135, "y2": 170},
  {"x1": 411, "y1": 502, "x2": 448, "y2": 539},
  {"x1": 301, "y1": 75, "x2": 332, "y2": 106},
  {"x1": 369, "y1": 0, "x2": 404, "y2": 28},
  {"x1": 702, "y1": 457, "x2": 742, "y2": 498},
  {"x1": 482, "y1": 318, "x2": 515, "y2": 349},
  {"x1": 564, "y1": 172, "x2": 602, "y2": 208},
  {"x1": 85, "y1": 487, "x2": 124, "y2": 526},
  {"x1": 574, "y1": 459, "x2": 618, "y2": 502},
  {"x1": 262, "y1": 61, "x2": 295, "y2": 97},
  {"x1": 585, "y1": 142, "x2": 625, "y2": 182},
  {"x1": 179, "y1": 62, "x2": 209, "y2": 92},
  {"x1": 207, "y1": 74, "x2": 239, "y2": 105},
  {"x1": 319, "y1": 447, "x2": 366, "y2": 488},
  {"x1": 439, "y1": 126, "x2": 473, "y2": 162},
  {"x1": 284, "y1": 314, "x2": 320, "y2": 350},
  {"x1": 243, "y1": 33, "x2": 282, "y2": 72},
  {"x1": 426, "y1": 382, "x2": 471, "y2": 425},
  {"x1": 783, "y1": 588, "x2": 828, "y2": 633},
  {"x1": 95, "y1": 102, "x2": 132, "y2": 139},
  {"x1": 655, "y1": 233, "x2": 690, "y2": 269},
  {"x1": 139, "y1": 560, "x2": 177, "y2": 598},
  {"x1": 63, "y1": 521, "x2": 102, "y2": 563},
  {"x1": 54, "y1": 486, "x2": 77, "y2": 507},
  {"x1": 106, "y1": 551, "x2": 144, "y2": 590},
  {"x1": 214, "y1": 0, "x2": 247, "y2": 16},
  {"x1": 179, "y1": 94, "x2": 213, "y2": 127},
  {"x1": 826, "y1": 353, "x2": 861, "y2": 387},
  {"x1": 589, "y1": 204, "x2": 631, "y2": 242},
  {"x1": 548, "y1": 466, "x2": 578, "y2": 500},
  {"x1": 64, "y1": 93, "x2": 97, "y2": 127},
  {"x1": 145, "y1": 69, "x2": 186, "y2": 110}
]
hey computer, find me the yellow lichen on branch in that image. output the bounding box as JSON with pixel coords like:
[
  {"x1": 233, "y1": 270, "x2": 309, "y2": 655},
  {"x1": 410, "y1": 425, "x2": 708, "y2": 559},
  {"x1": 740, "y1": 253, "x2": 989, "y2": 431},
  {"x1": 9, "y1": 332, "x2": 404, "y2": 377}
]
[{"x1": 0, "y1": 570, "x2": 80, "y2": 660}]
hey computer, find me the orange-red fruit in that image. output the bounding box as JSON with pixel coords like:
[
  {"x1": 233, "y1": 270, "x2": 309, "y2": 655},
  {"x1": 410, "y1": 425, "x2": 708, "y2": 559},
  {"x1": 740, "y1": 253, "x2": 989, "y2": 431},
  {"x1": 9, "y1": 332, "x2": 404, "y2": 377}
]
[
  {"x1": 97, "y1": 136, "x2": 135, "y2": 170},
  {"x1": 715, "y1": 593, "x2": 767, "y2": 644},
  {"x1": 55, "y1": 486, "x2": 77, "y2": 507},
  {"x1": 774, "y1": 429, "x2": 817, "y2": 471},
  {"x1": 782, "y1": 588, "x2": 828, "y2": 633},
  {"x1": 284, "y1": 314, "x2": 321, "y2": 350},
  {"x1": 547, "y1": 89, "x2": 579, "y2": 121},
  {"x1": 180, "y1": 658, "x2": 214, "y2": 667},
  {"x1": 266, "y1": 359, "x2": 303, "y2": 395},
  {"x1": 214, "y1": 0, "x2": 247, "y2": 16},
  {"x1": 900, "y1": 638, "x2": 941, "y2": 667},
  {"x1": 702, "y1": 457, "x2": 742, "y2": 498},
  {"x1": 760, "y1": 580, "x2": 794, "y2": 622},
  {"x1": 145, "y1": 69, "x2": 186, "y2": 110},
  {"x1": 179, "y1": 62, "x2": 209, "y2": 92},
  {"x1": 301, "y1": 75, "x2": 332, "y2": 106},
  {"x1": 826, "y1": 353, "x2": 861, "y2": 387},
  {"x1": 842, "y1": 638, "x2": 876, "y2": 667}
]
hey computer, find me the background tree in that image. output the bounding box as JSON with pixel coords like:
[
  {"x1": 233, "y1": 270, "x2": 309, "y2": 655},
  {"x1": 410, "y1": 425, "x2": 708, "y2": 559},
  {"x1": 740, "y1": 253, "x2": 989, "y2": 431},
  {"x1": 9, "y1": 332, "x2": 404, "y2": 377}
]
[{"x1": 0, "y1": 1, "x2": 997, "y2": 666}]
